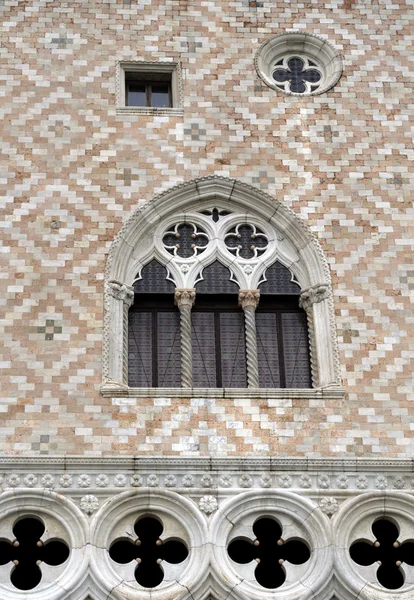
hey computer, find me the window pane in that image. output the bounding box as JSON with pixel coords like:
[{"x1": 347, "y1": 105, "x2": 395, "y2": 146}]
[
  {"x1": 151, "y1": 83, "x2": 170, "y2": 107},
  {"x1": 128, "y1": 312, "x2": 153, "y2": 386},
  {"x1": 127, "y1": 84, "x2": 146, "y2": 106},
  {"x1": 281, "y1": 312, "x2": 311, "y2": 388},
  {"x1": 192, "y1": 312, "x2": 217, "y2": 387},
  {"x1": 220, "y1": 312, "x2": 247, "y2": 388},
  {"x1": 157, "y1": 312, "x2": 181, "y2": 387},
  {"x1": 256, "y1": 312, "x2": 282, "y2": 388}
]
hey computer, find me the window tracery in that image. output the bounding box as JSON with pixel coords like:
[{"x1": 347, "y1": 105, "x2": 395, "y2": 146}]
[
  {"x1": 350, "y1": 518, "x2": 414, "y2": 590},
  {"x1": 109, "y1": 516, "x2": 188, "y2": 588},
  {"x1": 0, "y1": 517, "x2": 69, "y2": 590},
  {"x1": 103, "y1": 177, "x2": 341, "y2": 395},
  {"x1": 228, "y1": 516, "x2": 310, "y2": 588}
]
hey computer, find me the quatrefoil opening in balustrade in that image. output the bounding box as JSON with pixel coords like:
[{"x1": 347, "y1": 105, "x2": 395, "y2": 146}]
[
  {"x1": 350, "y1": 518, "x2": 414, "y2": 590},
  {"x1": 0, "y1": 516, "x2": 70, "y2": 590},
  {"x1": 225, "y1": 224, "x2": 268, "y2": 259},
  {"x1": 227, "y1": 517, "x2": 310, "y2": 588},
  {"x1": 163, "y1": 223, "x2": 209, "y2": 258},
  {"x1": 109, "y1": 515, "x2": 189, "y2": 588}
]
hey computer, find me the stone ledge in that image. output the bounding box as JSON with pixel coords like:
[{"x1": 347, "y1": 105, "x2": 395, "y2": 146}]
[{"x1": 100, "y1": 384, "x2": 346, "y2": 400}]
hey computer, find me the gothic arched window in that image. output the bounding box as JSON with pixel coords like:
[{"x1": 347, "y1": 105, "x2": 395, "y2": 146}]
[{"x1": 103, "y1": 178, "x2": 341, "y2": 395}]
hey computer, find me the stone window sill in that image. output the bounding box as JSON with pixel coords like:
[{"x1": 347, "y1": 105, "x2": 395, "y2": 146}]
[
  {"x1": 116, "y1": 106, "x2": 184, "y2": 117},
  {"x1": 100, "y1": 384, "x2": 346, "y2": 400}
]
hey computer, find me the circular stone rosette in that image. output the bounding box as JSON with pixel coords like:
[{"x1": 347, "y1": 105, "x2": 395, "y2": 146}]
[
  {"x1": 333, "y1": 492, "x2": 414, "y2": 600},
  {"x1": 0, "y1": 490, "x2": 88, "y2": 600},
  {"x1": 90, "y1": 489, "x2": 209, "y2": 600},
  {"x1": 210, "y1": 490, "x2": 332, "y2": 600},
  {"x1": 255, "y1": 31, "x2": 343, "y2": 97}
]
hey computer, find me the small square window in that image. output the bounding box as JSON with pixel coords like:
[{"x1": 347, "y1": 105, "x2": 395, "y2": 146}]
[{"x1": 117, "y1": 62, "x2": 182, "y2": 114}]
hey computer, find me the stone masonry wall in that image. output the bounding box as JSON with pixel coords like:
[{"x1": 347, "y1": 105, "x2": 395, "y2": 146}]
[{"x1": 0, "y1": 0, "x2": 413, "y2": 456}]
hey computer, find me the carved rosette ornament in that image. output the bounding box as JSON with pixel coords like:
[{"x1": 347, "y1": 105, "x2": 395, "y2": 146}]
[
  {"x1": 108, "y1": 280, "x2": 135, "y2": 307},
  {"x1": 238, "y1": 290, "x2": 260, "y2": 388},
  {"x1": 299, "y1": 283, "x2": 330, "y2": 310},
  {"x1": 175, "y1": 289, "x2": 196, "y2": 388}
]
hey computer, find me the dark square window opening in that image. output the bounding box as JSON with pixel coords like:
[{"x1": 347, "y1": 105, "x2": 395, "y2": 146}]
[{"x1": 125, "y1": 72, "x2": 172, "y2": 108}]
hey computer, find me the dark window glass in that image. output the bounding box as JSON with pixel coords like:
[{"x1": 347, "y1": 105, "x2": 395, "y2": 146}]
[
  {"x1": 151, "y1": 83, "x2": 170, "y2": 107},
  {"x1": 256, "y1": 299, "x2": 311, "y2": 388},
  {"x1": 127, "y1": 83, "x2": 146, "y2": 107},
  {"x1": 192, "y1": 296, "x2": 247, "y2": 388},
  {"x1": 128, "y1": 297, "x2": 181, "y2": 387},
  {"x1": 126, "y1": 79, "x2": 172, "y2": 108},
  {"x1": 192, "y1": 312, "x2": 217, "y2": 387}
]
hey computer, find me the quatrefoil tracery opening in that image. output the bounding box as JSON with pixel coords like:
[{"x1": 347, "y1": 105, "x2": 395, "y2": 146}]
[
  {"x1": 228, "y1": 517, "x2": 310, "y2": 589},
  {"x1": 272, "y1": 57, "x2": 322, "y2": 94},
  {"x1": 350, "y1": 518, "x2": 414, "y2": 590},
  {"x1": 225, "y1": 224, "x2": 268, "y2": 260},
  {"x1": 0, "y1": 516, "x2": 70, "y2": 590},
  {"x1": 163, "y1": 223, "x2": 209, "y2": 258},
  {"x1": 109, "y1": 515, "x2": 188, "y2": 588}
]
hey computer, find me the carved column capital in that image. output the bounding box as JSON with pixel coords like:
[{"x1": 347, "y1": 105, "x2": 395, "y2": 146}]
[
  {"x1": 299, "y1": 284, "x2": 330, "y2": 310},
  {"x1": 238, "y1": 290, "x2": 260, "y2": 311},
  {"x1": 108, "y1": 281, "x2": 134, "y2": 307},
  {"x1": 175, "y1": 288, "x2": 196, "y2": 309}
]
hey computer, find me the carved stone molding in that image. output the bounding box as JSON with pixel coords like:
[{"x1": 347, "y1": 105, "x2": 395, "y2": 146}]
[
  {"x1": 107, "y1": 280, "x2": 134, "y2": 306},
  {"x1": 238, "y1": 289, "x2": 260, "y2": 310},
  {"x1": 299, "y1": 283, "x2": 330, "y2": 310},
  {"x1": 174, "y1": 288, "x2": 196, "y2": 308}
]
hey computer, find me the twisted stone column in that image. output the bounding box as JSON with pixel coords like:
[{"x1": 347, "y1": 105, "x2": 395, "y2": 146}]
[
  {"x1": 239, "y1": 290, "x2": 260, "y2": 388},
  {"x1": 299, "y1": 283, "x2": 331, "y2": 388},
  {"x1": 175, "y1": 289, "x2": 196, "y2": 388},
  {"x1": 107, "y1": 281, "x2": 134, "y2": 384}
]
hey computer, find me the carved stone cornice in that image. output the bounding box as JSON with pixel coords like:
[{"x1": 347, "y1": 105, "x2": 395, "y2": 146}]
[
  {"x1": 299, "y1": 284, "x2": 330, "y2": 310},
  {"x1": 238, "y1": 289, "x2": 260, "y2": 310},
  {"x1": 108, "y1": 281, "x2": 134, "y2": 306},
  {"x1": 174, "y1": 288, "x2": 196, "y2": 308}
]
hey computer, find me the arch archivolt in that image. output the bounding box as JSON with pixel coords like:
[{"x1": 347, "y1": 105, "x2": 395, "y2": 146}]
[{"x1": 103, "y1": 176, "x2": 342, "y2": 392}]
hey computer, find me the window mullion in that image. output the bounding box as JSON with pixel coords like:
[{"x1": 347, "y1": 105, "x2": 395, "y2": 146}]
[
  {"x1": 215, "y1": 311, "x2": 222, "y2": 388},
  {"x1": 152, "y1": 310, "x2": 158, "y2": 386},
  {"x1": 174, "y1": 289, "x2": 196, "y2": 388},
  {"x1": 239, "y1": 290, "x2": 260, "y2": 388}
]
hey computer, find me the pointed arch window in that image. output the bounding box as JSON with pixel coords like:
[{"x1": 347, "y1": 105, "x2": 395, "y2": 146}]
[{"x1": 103, "y1": 177, "x2": 342, "y2": 396}]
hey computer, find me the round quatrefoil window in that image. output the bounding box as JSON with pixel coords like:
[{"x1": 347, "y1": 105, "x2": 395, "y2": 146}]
[
  {"x1": 91, "y1": 490, "x2": 208, "y2": 598},
  {"x1": 211, "y1": 491, "x2": 332, "y2": 600},
  {"x1": 0, "y1": 516, "x2": 69, "y2": 590},
  {"x1": 255, "y1": 32, "x2": 343, "y2": 96},
  {"x1": 334, "y1": 492, "x2": 414, "y2": 600}
]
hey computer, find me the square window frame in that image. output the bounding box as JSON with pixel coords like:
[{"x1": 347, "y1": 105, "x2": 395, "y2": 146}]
[{"x1": 116, "y1": 61, "x2": 183, "y2": 115}]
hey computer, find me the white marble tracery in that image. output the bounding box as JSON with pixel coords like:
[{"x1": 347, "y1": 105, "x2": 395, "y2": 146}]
[
  {"x1": 0, "y1": 480, "x2": 413, "y2": 600},
  {"x1": 102, "y1": 177, "x2": 342, "y2": 394}
]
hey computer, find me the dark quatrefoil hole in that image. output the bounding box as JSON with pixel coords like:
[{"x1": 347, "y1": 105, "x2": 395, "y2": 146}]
[
  {"x1": 225, "y1": 224, "x2": 268, "y2": 259},
  {"x1": 350, "y1": 518, "x2": 414, "y2": 590},
  {"x1": 163, "y1": 223, "x2": 208, "y2": 258},
  {"x1": 0, "y1": 517, "x2": 69, "y2": 590},
  {"x1": 273, "y1": 57, "x2": 321, "y2": 94},
  {"x1": 109, "y1": 516, "x2": 188, "y2": 588},
  {"x1": 227, "y1": 517, "x2": 310, "y2": 589},
  {"x1": 200, "y1": 208, "x2": 231, "y2": 222}
]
